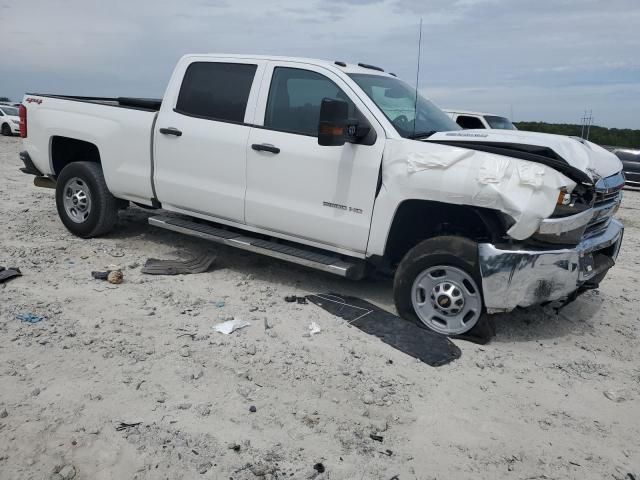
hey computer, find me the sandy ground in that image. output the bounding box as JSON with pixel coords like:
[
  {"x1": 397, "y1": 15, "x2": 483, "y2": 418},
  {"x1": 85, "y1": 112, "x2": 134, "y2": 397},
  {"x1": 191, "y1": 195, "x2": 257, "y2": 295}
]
[{"x1": 0, "y1": 134, "x2": 639, "y2": 480}]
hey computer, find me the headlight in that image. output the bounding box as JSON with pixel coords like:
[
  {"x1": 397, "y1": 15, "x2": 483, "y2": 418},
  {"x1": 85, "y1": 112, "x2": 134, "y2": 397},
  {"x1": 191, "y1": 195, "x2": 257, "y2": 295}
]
[
  {"x1": 533, "y1": 185, "x2": 596, "y2": 245},
  {"x1": 557, "y1": 189, "x2": 571, "y2": 206},
  {"x1": 11, "y1": 119, "x2": 19, "y2": 124},
  {"x1": 550, "y1": 186, "x2": 593, "y2": 218}
]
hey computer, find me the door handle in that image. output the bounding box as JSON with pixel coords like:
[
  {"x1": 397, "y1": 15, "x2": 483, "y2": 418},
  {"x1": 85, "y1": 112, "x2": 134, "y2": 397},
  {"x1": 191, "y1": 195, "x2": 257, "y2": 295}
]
[
  {"x1": 159, "y1": 127, "x2": 182, "y2": 137},
  {"x1": 251, "y1": 143, "x2": 280, "y2": 154}
]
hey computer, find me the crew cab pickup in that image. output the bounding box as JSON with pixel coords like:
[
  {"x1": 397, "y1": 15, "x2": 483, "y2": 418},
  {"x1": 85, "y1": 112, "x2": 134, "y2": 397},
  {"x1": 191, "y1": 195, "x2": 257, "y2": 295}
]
[{"x1": 18, "y1": 54, "x2": 625, "y2": 337}]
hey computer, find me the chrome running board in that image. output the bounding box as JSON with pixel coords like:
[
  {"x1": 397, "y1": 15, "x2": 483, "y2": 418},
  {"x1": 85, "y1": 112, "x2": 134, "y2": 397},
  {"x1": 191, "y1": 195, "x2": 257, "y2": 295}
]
[{"x1": 148, "y1": 215, "x2": 365, "y2": 279}]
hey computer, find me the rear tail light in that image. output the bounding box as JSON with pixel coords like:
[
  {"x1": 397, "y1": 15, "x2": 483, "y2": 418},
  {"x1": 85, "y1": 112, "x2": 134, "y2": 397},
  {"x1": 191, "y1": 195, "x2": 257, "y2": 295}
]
[{"x1": 18, "y1": 104, "x2": 27, "y2": 138}]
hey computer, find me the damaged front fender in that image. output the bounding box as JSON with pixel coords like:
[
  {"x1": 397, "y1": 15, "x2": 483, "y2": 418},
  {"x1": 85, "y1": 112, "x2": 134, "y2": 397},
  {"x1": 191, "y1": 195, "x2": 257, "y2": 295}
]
[{"x1": 367, "y1": 138, "x2": 576, "y2": 256}]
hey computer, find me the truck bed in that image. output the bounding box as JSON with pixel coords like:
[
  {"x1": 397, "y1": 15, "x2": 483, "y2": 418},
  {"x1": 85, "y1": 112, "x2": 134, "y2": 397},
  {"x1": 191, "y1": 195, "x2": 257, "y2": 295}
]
[{"x1": 22, "y1": 93, "x2": 160, "y2": 205}]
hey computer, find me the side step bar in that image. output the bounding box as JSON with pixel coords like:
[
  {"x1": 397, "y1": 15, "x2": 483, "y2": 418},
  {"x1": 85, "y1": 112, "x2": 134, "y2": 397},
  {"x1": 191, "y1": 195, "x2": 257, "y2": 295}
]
[{"x1": 148, "y1": 216, "x2": 365, "y2": 279}]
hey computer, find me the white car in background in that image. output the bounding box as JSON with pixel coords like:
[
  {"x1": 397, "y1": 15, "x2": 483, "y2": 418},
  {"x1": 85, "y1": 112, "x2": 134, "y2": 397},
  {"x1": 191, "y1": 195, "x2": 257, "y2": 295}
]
[
  {"x1": 0, "y1": 105, "x2": 20, "y2": 136},
  {"x1": 444, "y1": 109, "x2": 517, "y2": 130}
]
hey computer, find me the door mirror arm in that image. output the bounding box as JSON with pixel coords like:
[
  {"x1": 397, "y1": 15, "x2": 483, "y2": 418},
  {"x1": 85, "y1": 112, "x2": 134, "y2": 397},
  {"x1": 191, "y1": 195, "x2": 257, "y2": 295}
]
[{"x1": 344, "y1": 122, "x2": 371, "y2": 144}]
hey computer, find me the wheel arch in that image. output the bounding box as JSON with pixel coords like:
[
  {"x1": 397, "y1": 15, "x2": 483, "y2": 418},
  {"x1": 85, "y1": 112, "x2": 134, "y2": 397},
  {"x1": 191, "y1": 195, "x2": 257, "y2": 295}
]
[
  {"x1": 50, "y1": 136, "x2": 101, "y2": 176},
  {"x1": 379, "y1": 199, "x2": 509, "y2": 267}
]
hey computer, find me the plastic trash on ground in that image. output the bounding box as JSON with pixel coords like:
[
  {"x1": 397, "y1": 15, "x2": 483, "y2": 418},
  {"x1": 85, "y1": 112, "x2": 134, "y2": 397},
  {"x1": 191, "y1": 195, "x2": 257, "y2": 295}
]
[
  {"x1": 16, "y1": 312, "x2": 44, "y2": 324},
  {"x1": 214, "y1": 318, "x2": 251, "y2": 335},
  {"x1": 309, "y1": 322, "x2": 321, "y2": 335}
]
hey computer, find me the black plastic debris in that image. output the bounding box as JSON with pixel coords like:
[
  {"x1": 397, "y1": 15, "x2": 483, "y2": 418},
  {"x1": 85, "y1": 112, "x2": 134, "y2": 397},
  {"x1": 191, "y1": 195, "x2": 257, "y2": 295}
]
[
  {"x1": 141, "y1": 253, "x2": 216, "y2": 275},
  {"x1": 91, "y1": 269, "x2": 123, "y2": 284},
  {"x1": 249, "y1": 405, "x2": 257, "y2": 413},
  {"x1": 313, "y1": 463, "x2": 325, "y2": 473},
  {"x1": 91, "y1": 270, "x2": 111, "y2": 280},
  {"x1": 285, "y1": 295, "x2": 307, "y2": 304},
  {"x1": 0, "y1": 266, "x2": 21, "y2": 284},
  {"x1": 115, "y1": 421, "x2": 141, "y2": 431},
  {"x1": 370, "y1": 433, "x2": 384, "y2": 442},
  {"x1": 306, "y1": 293, "x2": 461, "y2": 367}
]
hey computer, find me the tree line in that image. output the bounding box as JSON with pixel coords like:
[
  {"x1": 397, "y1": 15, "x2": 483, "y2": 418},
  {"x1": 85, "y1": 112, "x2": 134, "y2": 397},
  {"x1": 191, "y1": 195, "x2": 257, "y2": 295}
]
[{"x1": 515, "y1": 122, "x2": 640, "y2": 149}]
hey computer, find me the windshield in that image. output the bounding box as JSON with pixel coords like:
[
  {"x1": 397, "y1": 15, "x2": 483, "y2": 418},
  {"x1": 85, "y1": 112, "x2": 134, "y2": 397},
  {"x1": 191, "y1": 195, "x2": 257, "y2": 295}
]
[
  {"x1": 484, "y1": 115, "x2": 517, "y2": 130},
  {"x1": 348, "y1": 74, "x2": 459, "y2": 138},
  {"x1": 0, "y1": 107, "x2": 18, "y2": 116}
]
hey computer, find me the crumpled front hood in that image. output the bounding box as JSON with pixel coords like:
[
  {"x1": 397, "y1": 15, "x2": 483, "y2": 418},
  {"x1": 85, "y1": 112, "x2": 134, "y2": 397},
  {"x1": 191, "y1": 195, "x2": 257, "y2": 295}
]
[{"x1": 428, "y1": 129, "x2": 623, "y2": 182}]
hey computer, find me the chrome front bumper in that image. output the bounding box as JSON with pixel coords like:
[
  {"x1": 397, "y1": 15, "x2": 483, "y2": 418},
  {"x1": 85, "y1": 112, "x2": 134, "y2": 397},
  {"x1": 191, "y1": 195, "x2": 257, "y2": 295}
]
[{"x1": 478, "y1": 219, "x2": 623, "y2": 313}]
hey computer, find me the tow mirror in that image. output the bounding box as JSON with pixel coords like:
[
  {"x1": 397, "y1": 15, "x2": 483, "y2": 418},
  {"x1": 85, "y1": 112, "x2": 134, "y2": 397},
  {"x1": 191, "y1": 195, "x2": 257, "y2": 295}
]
[
  {"x1": 318, "y1": 98, "x2": 348, "y2": 146},
  {"x1": 318, "y1": 98, "x2": 372, "y2": 146}
]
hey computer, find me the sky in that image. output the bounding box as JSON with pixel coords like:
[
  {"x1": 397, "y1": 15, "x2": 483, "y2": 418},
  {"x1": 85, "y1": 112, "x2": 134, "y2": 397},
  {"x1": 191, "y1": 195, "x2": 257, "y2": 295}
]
[{"x1": 1, "y1": 0, "x2": 639, "y2": 129}]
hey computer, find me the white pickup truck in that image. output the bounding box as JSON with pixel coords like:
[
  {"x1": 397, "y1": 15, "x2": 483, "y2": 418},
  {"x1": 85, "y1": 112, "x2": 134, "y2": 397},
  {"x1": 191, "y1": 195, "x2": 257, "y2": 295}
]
[{"x1": 18, "y1": 54, "x2": 624, "y2": 337}]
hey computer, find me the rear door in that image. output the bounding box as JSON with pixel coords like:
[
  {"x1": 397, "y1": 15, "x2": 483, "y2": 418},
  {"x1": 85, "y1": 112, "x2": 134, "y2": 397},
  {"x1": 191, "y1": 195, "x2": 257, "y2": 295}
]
[
  {"x1": 244, "y1": 62, "x2": 385, "y2": 254},
  {"x1": 154, "y1": 58, "x2": 265, "y2": 222}
]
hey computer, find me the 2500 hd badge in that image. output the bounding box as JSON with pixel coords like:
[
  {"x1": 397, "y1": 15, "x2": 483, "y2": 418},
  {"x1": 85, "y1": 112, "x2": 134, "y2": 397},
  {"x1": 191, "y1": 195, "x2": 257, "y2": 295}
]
[{"x1": 323, "y1": 201, "x2": 363, "y2": 214}]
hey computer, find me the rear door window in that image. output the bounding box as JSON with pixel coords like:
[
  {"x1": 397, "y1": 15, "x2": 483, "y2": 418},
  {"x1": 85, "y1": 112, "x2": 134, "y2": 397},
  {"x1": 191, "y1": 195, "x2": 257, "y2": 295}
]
[
  {"x1": 176, "y1": 62, "x2": 257, "y2": 123},
  {"x1": 455, "y1": 115, "x2": 485, "y2": 129}
]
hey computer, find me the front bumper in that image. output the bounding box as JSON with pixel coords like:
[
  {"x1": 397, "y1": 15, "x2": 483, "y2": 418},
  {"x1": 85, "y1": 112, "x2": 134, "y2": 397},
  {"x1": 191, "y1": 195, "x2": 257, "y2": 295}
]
[{"x1": 478, "y1": 218, "x2": 623, "y2": 313}]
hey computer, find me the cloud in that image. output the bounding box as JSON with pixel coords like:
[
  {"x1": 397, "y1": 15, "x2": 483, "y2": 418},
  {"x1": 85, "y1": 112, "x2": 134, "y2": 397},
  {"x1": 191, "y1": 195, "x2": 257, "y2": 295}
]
[{"x1": 0, "y1": 0, "x2": 638, "y2": 128}]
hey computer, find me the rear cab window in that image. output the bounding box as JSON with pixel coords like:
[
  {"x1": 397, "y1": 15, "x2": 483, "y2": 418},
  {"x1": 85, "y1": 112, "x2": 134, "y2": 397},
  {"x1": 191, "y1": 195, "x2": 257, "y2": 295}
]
[
  {"x1": 455, "y1": 115, "x2": 486, "y2": 129},
  {"x1": 175, "y1": 62, "x2": 257, "y2": 123}
]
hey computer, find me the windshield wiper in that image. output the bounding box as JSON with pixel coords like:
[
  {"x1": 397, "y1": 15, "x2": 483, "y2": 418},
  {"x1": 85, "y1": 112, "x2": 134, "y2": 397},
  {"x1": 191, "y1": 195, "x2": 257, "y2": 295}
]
[{"x1": 407, "y1": 130, "x2": 437, "y2": 139}]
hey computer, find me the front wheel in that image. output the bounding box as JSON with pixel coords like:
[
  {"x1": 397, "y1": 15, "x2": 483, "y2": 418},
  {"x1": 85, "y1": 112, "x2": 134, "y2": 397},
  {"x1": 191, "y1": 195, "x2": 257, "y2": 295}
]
[
  {"x1": 1, "y1": 123, "x2": 11, "y2": 136},
  {"x1": 393, "y1": 236, "x2": 489, "y2": 337},
  {"x1": 55, "y1": 162, "x2": 119, "y2": 238}
]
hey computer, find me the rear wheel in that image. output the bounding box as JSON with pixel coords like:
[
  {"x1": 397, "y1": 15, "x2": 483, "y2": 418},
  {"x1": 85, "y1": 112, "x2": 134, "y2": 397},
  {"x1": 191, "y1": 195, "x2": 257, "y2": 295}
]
[
  {"x1": 394, "y1": 236, "x2": 489, "y2": 337},
  {"x1": 55, "y1": 162, "x2": 119, "y2": 238},
  {"x1": 1, "y1": 123, "x2": 11, "y2": 136}
]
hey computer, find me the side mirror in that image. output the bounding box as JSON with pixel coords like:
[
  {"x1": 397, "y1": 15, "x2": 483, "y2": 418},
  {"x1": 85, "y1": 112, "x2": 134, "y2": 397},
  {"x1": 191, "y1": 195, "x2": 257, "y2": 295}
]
[{"x1": 318, "y1": 98, "x2": 348, "y2": 146}]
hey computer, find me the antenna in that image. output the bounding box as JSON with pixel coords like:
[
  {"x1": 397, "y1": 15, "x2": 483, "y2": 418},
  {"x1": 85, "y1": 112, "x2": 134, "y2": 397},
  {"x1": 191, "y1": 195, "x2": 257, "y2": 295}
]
[
  {"x1": 586, "y1": 110, "x2": 593, "y2": 141},
  {"x1": 412, "y1": 18, "x2": 423, "y2": 137}
]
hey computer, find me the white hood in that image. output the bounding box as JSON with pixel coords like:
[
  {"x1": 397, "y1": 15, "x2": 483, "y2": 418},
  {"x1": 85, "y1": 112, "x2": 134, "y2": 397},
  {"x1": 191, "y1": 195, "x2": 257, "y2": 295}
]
[{"x1": 428, "y1": 129, "x2": 623, "y2": 181}]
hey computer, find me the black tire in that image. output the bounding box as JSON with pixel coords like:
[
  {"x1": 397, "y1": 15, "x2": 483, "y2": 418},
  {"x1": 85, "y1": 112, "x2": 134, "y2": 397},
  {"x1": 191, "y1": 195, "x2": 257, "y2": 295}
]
[
  {"x1": 1, "y1": 123, "x2": 11, "y2": 136},
  {"x1": 55, "y1": 162, "x2": 119, "y2": 238},
  {"x1": 393, "y1": 235, "x2": 493, "y2": 341}
]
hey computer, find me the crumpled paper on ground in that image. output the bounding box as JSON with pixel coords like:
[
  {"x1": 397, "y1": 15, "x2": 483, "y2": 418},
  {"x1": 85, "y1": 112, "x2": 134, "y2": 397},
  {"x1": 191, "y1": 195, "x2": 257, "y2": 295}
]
[
  {"x1": 309, "y1": 322, "x2": 321, "y2": 335},
  {"x1": 214, "y1": 318, "x2": 251, "y2": 335}
]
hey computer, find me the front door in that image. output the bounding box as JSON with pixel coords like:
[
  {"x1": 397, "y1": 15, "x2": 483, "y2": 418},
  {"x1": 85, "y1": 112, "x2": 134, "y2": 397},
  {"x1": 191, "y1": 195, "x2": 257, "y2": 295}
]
[
  {"x1": 154, "y1": 58, "x2": 265, "y2": 222},
  {"x1": 245, "y1": 63, "x2": 385, "y2": 254}
]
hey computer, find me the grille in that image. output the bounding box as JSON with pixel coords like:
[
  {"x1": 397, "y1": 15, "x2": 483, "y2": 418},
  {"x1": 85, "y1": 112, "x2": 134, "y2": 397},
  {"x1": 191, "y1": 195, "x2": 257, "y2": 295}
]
[{"x1": 583, "y1": 172, "x2": 624, "y2": 238}]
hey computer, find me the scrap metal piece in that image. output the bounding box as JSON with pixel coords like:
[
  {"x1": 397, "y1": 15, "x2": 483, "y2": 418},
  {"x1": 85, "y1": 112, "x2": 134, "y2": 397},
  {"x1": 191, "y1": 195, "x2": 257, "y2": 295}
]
[
  {"x1": 0, "y1": 266, "x2": 22, "y2": 283},
  {"x1": 141, "y1": 253, "x2": 216, "y2": 275}
]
